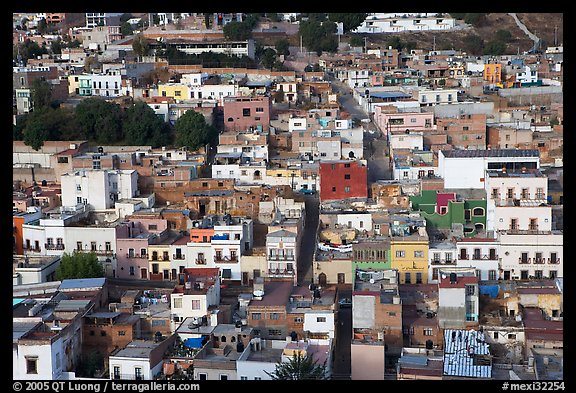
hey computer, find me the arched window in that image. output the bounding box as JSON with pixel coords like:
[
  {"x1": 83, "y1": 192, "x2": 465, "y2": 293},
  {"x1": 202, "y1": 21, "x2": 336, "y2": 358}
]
[
  {"x1": 221, "y1": 336, "x2": 227, "y2": 343},
  {"x1": 227, "y1": 117, "x2": 234, "y2": 122},
  {"x1": 472, "y1": 207, "x2": 485, "y2": 216}
]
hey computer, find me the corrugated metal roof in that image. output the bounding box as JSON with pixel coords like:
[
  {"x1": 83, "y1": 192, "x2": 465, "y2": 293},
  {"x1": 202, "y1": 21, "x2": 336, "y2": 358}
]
[
  {"x1": 443, "y1": 329, "x2": 492, "y2": 379},
  {"x1": 441, "y1": 149, "x2": 539, "y2": 158},
  {"x1": 54, "y1": 299, "x2": 91, "y2": 311},
  {"x1": 58, "y1": 277, "x2": 106, "y2": 290}
]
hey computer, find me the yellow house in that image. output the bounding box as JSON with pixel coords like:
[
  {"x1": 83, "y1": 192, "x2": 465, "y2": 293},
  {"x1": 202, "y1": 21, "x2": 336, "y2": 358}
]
[
  {"x1": 68, "y1": 74, "x2": 81, "y2": 95},
  {"x1": 390, "y1": 235, "x2": 429, "y2": 284},
  {"x1": 148, "y1": 244, "x2": 173, "y2": 280},
  {"x1": 158, "y1": 83, "x2": 190, "y2": 101},
  {"x1": 483, "y1": 63, "x2": 502, "y2": 84}
]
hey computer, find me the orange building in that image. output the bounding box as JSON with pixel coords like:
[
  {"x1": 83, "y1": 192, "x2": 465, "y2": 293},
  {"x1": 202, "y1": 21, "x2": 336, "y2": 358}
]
[{"x1": 483, "y1": 63, "x2": 502, "y2": 84}]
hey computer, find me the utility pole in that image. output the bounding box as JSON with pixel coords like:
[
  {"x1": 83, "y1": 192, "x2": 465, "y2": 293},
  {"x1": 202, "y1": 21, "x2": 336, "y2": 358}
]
[{"x1": 364, "y1": 36, "x2": 367, "y2": 54}]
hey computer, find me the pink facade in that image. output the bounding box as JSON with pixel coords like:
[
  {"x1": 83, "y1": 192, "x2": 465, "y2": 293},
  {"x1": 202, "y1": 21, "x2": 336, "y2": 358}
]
[
  {"x1": 436, "y1": 192, "x2": 456, "y2": 214},
  {"x1": 223, "y1": 96, "x2": 271, "y2": 132},
  {"x1": 115, "y1": 218, "x2": 168, "y2": 279},
  {"x1": 373, "y1": 108, "x2": 435, "y2": 136}
]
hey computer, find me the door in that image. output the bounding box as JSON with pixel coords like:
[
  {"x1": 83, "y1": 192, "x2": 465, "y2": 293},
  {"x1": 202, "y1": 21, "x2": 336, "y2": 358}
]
[
  {"x1": 318, "y1": 272, "x2": 327, "y2": 287},
  {"x1": 337, "y1": 273, "x2": 345, "y2": 284},
  {"x1": 503, "y1": 270, "x2": 510, "y2": 280},
  {"x1": 242, "y1": 272, "x2": 249, "y2": 286},
  {"x1": 140, "y1": 268, "x2": 147, "y2": 279}
]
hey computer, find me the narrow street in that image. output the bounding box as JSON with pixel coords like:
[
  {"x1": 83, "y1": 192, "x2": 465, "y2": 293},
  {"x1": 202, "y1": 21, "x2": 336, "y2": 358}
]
[{"x1": 297, "y1": 194, "x2": 319, "y2": 286}]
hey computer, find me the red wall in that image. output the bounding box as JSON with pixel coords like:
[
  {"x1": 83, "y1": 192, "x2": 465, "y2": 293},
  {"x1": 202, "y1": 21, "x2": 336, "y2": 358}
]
[{"x1": 319, "y1": 161, "x2": 367, "y2": 202}]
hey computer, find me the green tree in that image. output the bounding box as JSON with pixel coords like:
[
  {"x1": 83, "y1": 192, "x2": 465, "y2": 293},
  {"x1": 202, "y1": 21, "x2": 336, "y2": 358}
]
[
  {"x1": 21, "y1": 107, "x2": 68, "y2": 150},
  {"x1": 50, "y1": 37, "x2": 63, "y2": 55},
  {"x1": 123, "y1": 101, "x2": 169, "y2": 147},
  {"x1": 120, "y1": 13, "x2": 133, "y2": 23},
  {"x1": 349, "y1": 35, "x2": 364, "y2": 47},
  {"x1": 464, "y1": 13, "x2": 488, "y2": 27},
  {"x1": 386, "y1": 36, "x2": 403, "y2": 51},
  {"x1": 266, "y1": 13, "x2": 281, "y2": 22},
  {"x1": 37, "y1": 18, "x2": 48, "y2": 34},
  {"x1": 495, "y1": 29, "x2": 512, "y2": 43},
  {"x1": 175, "y1": 110, "x2": 216, "y2": 151},
  {"x1": 75, "y1": 97, "x2": 124, "y2": 143},
  {"x1": 275, "y1": 39, "x2": 290, "y2": 56},
  {"x1": 132, "y1": 35, "x2": 150, "y2": 57},
  {"x1": 31, "y1": 79, "x2": 53, "y2": 110},
  {"x1": 327, "y1": 13, "x2": 368, "y2": 32},
  {"x1": 463, "y1": 34, "x2": 484, "y2": 55},
  {"x1": 121, "y1": 22, "x2": 134, "y2": 37},
  {"x1": 260, "y1": 47, "x2": 277, "y2": 70},
  {"x1": 55, "y1": 252, "x2": 105, "y2": 280},
  {"x1": 484, "y1": 40, "x2": 507, "y2": 55},
  {"x1": 265, "y1": 352, "x2": 327, "y2": 380},
  {"x1": 223, "y1": 21, "x2": 252, "y2": 40}
]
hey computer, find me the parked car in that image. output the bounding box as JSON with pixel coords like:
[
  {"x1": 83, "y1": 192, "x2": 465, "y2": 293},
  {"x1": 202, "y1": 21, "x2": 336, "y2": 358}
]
[
  {"x1": 298, "y1": 188, "x2": 315, "y2": 195},
  {"x1": 338, "y1": 298, "x2": 352, "y2": 308}
]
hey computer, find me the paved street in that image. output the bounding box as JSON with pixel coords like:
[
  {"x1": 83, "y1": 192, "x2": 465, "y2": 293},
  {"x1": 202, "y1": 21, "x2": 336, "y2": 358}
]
[{"x1": 297, "y1": 194, "x2": 319, "y2": 286}]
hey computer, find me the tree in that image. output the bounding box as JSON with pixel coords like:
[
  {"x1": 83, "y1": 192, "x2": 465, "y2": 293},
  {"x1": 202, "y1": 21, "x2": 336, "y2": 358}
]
[
  {"x1": 37, "y1": 18, "x2": 48, "y2": 35},
  {"x1": 495, "y1": 29, "x2": 513, "y2": 43},
  {"x1": 265, "y1": 352, "x2": 327, "y2": 380},
  {"x1": 223, "y1": 21, "x2": 252, "y2": 41},
  {"x1": 123, "y1": 101, "x2": 169, "y2": 147},
  {"x1": 50, "y1": 37, "x2": 63, "y2": 55},
  {"x1": 327, "y1": 13, "x2": 368, "y2": 33},
  {"x1": 349, "y1": 35, "x2": 364, "y2": 47},
  {"x1": 174, "y1": 110, "x2": 217, "y2": 151},
  {"x1": 464, "y1": 13, "x2": 488, "y2": 27},
  {"x1": 31, "y1": 79, "x2": 53, "y2": 110},
  {"x1": 121, "y1": 22, "x2": 134, "y2": 37},
  {"x1": 275, "y1": 39, "x2": 290, "y2": 56},
  {"x1": 260, "y1": 47, "x2": 277, "y2": 70},
  {"x1": 484, "y1": 40, "x2": 507, "y2": 55},
  {"x1": 386, "y1": 36, "x2": 403, "y2": 51},
  {"x1": 56, "y1": 252, "x2": 105, "y2": 280},
  {"x1": 75, "y1": 97, "x2": 124, "y2": 143},
  {"x1": 132, "y1": 35, "x2": 150, "y2": 57},
  {"x1": 463, "y1": 34, "x2": 484, "y2": 55}
]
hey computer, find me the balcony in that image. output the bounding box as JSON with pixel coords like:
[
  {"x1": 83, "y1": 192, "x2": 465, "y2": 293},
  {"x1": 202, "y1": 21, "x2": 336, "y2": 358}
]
[
  {"x1": 45, "y1": 244, "x2": 65, "y2": 250},
  {"x1": 518, "y1": 257, "x2": 530, "y2": 264},
  {"x1": 94, "y1": 250, "x2": 114, "y2": 256},
  {"x1": 470, "y1": 254, "x2": 499, "y2": 261},
  {"x1": 459, "y1": 254, "x2": 469, "y2": 260},
  {"x1": 195, "y1": 258, "x2": 206, "y2": 265},
  {"x1": 533, "y1": 258, "x2": 545, "y2": 264},
  {"x1": 268, "y1": 255, "x2": 295, "y2": 261},
  {"x1": 268, "y1": 268, "x2": 295, "y2": 276},
  {"x1": 173, "y1": 254, "x2": 185, "y2": 260},
  {"x1": 214, "y1": 256, "x2": 238, "y2": 263},
  {"x1": 548, "y1": 258, "x2": 560, "y2": 265},
  {"x1": 431, "y1": 259, "x2": 456, "y2": 265},
  {"x1": 112, "y1": 374, "x2": 145, "y2": 381},
  {"x1": 126, "y1": 253, "x2": 140, "y2": 259}
]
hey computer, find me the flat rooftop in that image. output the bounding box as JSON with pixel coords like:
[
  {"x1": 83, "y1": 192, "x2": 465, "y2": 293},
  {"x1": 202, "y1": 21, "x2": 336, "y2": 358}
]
[{"x1": 441, "y1": 149, "x2": 539, "y2": 158}]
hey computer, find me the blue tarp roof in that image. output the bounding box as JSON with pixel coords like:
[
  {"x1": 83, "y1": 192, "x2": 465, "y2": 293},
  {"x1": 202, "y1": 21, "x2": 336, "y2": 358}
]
[{"x1": 184, "y1": 337, "x2": 204, "y2": 348}]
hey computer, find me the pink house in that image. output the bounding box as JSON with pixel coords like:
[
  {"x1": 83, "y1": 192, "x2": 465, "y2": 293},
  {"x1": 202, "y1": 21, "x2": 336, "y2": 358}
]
[
  {"x1": 436, "y1": 192, "x2": 456, "y2": 214},
  {"x1": 115, "y1": 218, "x2": 168, "y2": 279},
  {"x1": 223, "y1": 95, "x2": 271, "y2": 132},
  {"x1": 373, "y1": 108, "x2": 436, "y2": 137}
]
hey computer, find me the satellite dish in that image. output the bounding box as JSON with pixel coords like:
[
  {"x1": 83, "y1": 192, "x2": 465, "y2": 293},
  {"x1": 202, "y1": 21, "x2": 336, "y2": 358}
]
[
  {"x1": 369, "y1": 278, "x2": 375, "y2": 284},
  {"x1": 441, "y1": 274, "x2": 447, "y2": 280}
]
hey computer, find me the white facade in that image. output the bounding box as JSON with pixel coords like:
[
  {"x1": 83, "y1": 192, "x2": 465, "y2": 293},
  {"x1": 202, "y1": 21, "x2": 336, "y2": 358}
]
[
  {"x1": 184, "y1": 242, "x2": 214, "y2": 269},
  {"x1": 60, "y1": 169, "x2": 137, "y2": 210},
  {"x1": 317, "y1": 139, "x2": 342, "y2": 160},
  {"x1": 13, "y1": 332, "x2": 65, "y2": 380},
  {"x1": 339, "y1": 127, "x2": 364, "y2": 160},
  {"x1": 347, "y1": 69, "x2": 370, "y2": 89},
  {"x1": 91, "y1": 70, "x2": 122, "y2": 97},
  {"x1": 217, "y1": 143, "x2": 269, "y2": 161},
  {"x1": 393, "y1": 164, "x2": 438, "y2": 181},
  {"x1": 455, "y1": 240, "x2": 500, "y2": 281},
  {"x1": 289, "y1": 117, "x2": 308, "y2": 132},
  {"x1": 170, "y1": 285, "x2": 220, "y2": 324},
  {"x1": 212, "y1": 164, "x2": 241, "y2": 180},
  {"x1": 418, "y1": 89, "x2": 458, "y2": 106},
  {"x1": 499, "y1": 232, "x2": 563, "y2": 280},
  {"x1": 355, "y1": 14, "x2": 456, "y2": 33},
  {"x1": 108, "y1": 355, "x2": 160, "y2": 380},
  {"x1": 189, "y1": 84, "x2": 236, "y2": 105},
  {"x1": 492, "y1": 205, "x2": 552, "y2": 233},
  {"x1": 64, "y1": 225, "x2": 118, "y2": 276},
  {"x1": 516, "y1": 65, "x2": 538, "y2": 84},
  {"x1": 389, "y1": 132, "x2": 424, "y2": 150},
  {"x1": 335, "y1": 213, "x2": 373, "y2": 232},
  {"x1": 428, "y1": 243, "x2": 457, "y2": 284},
  {"x1": 303, "y1": 311, "x2": 335, "y2": 339},
  {"x1": 438, "y1": 150, "x2": 540, "y2": 190}
]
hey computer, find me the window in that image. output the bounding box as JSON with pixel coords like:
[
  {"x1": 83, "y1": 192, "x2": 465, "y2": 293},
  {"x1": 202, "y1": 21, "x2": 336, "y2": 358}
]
[
  {"x1": 465, "y1": 285, "x2": 475, "y2": 296},
  {"x1": 529, "y1": 218, "x2": 538, "y2": 231},
  {"x1": 148, "y1": 224, "x2": 157, "y2": 230},
  {"x1": 507, "y1": 188, "x2": 514, "y2": 199},
  {"x1": 113, "y1": 366, "x2": 120, "y2": 379},
  {"x1": 416, "y1": 272, "x2": 422, "y2": 284},
  {"x1": 26, "y1": 357, "x2": 38, "y2": 374},
  {"x1": 91, "y1": 241, "x2": 97, "y2": 251},
  {"x1": 536, "y1": 188, "x2": 545, "y2": 199},
  {"x1": 432, "y1": 268, "x2": 439, "y2": 280},
  {"x1": 118, "y1": 330, "x2": 126, "y2": 336},
  {"x1": 433, "y1": 253, "x2": 441, "y2": 262},
  {"x1": 270, "y1": 313, "x2": 280, "y2": 320},
  {"x1": 173, "y1": 298, "x2": 183, "y2": 308},
  {"x1": 534, "y1": 270, "x2": 543, "y2": 279},
  {"x1": 463, "y1": 126, "x2": 469, "y2": 131},
  {"x1": 414, "y1": 250, "x2": 424, "y2": 258},
  {"x1": 129, "y1": 266, "x2": 135, "y2": 276},
  {"x1": 521, "y1": 188, "x2": 529, "y2": 199},
  {"x1": 254, "y1": 377, "x2": 261, "y2": 380},
  {"x1": 344, "y1": 174, "x2": 351, "y2": 179},
  {"x1": 508, "y1": 334, "x2": 516, "y2": 340},
  {"x1": 242, "y1": 108, "x2": 251, "y2": 116},
  {"x1": 240, "y1": 376, "x2": 248, "y2": 380},
  {"x1": 423, "y1": 328, "x2": 433, "y2": 336},
  {"x1": 344, "y1": 186, "x2": 351, "y2": 193},
  {"x1": 268, "y1": 329, "x2": 282, "y2": 336},
  {"x1": 198, "y1": 373, "x2": 207, "y2": 380},
  {"x1": 404, "y1": 272, "x2": 411, "y2": 284},
  {"x1": 489, "y1": 270, "x2": 497, "y2": 280},
  {"x1": 472, "y1": 207, "x2": 484, "y2": 216},
  {"x1": 191, "y1": 300, "x2": 201, "y2": 310},
  {"x1": 510, "y1": 218, "x2": 518, "y2": 230},
  {"x1": 396, "y1": 250, "x2": 405, "y2": 258},
  {"x1": 101, "y1": 331, "x2": 107, "y2": 336},
  {"x1": 294, "y1": 317, "x2": 303, "y2": 323},
  {"x1": 388, "y1": 312, "x2": 396, "y2": 317},
  {"x1": 256, "y1": 107, "x2": 264, "y2": 112},
  {"x1": 491, "y1": 188, "x2": 499, "y2": 199},
  {"x1": 332, "y1": 187, "x2": 337, "y2": 192},
  {"x1": 252, "y1": 313, "x2": 261, "y2": 320},
  {"x1": 493, "y1": 332, "x2": 499, "y2": 340},
  {"x1": 317, "y1": 317, "x2": 326, "y2": 323}
]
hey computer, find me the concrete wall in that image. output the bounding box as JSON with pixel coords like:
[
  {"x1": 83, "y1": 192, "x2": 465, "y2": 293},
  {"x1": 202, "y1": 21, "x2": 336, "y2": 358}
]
[{"x1": 351, "y1": 342, "x2": 385, "y2": 380}]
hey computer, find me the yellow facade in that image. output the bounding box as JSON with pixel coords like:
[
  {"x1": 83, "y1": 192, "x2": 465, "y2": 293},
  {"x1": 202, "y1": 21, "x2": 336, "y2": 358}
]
[
  {"x1": 158, "y1": 83, "x2": 189, "y2": 100},
  {"x1": 148, "y1": 245, "x2": 172, "y2": 279},
  {"x1": 483, "y1": 63, "x2": 502, "y2": 84},
  {"x1": 68, "y1": 75, "x2": 80, "y2": 95},
  {"x1": 390, "y1": 239, "x2": 429, "y2": 284}
]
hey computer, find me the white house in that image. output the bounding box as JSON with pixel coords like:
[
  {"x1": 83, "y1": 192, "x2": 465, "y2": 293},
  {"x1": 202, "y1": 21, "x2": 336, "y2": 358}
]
[
  {"x1": 109, "y1": 338, "x2": 176, "y2": 380},
  {"x1": 438, "y1": 149, "x2": 540, "y2": 190},
  {"x1": 498, "y1": 231, "x2": 562, "y2": 280},
  {"x1": 484, "y1": 169, "x2": 550, "y2": 233},
  {"x1": 428, "y1": 241, "x2": 457, "y2": 284},
  {"x1": 91, "y1": 69, "x2": 122, "y2": 97},
  {"x1": 455, "y1": 238, "x2": 500, "y2": 281},
  {"x1": 266, "y1": 229, "x2": 298, "y2": 285},
  {"x1": 304, "y1": 311, "x2": 336, "y2": 339},
  {"x1": 516, "y1": 65, "x2": 539, "y2": 85},
  {"x1": 389, "y1": 131, "x2": 424, "y2": 151},
  {"x1": 355, "y1": 14, "x2": 455, "y2": 34},
  {"x1": 60, "y1": 169, "x2": 138, "y2": 210},
  {"x1": 417, "y1": 88, "x2": 459, "y2": 107}
]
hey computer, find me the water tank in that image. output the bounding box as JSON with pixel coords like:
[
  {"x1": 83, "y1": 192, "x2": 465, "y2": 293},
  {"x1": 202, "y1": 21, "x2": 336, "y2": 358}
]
[{"x1": 449, "y1": 272, "x2": 457, "y2": 284}]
